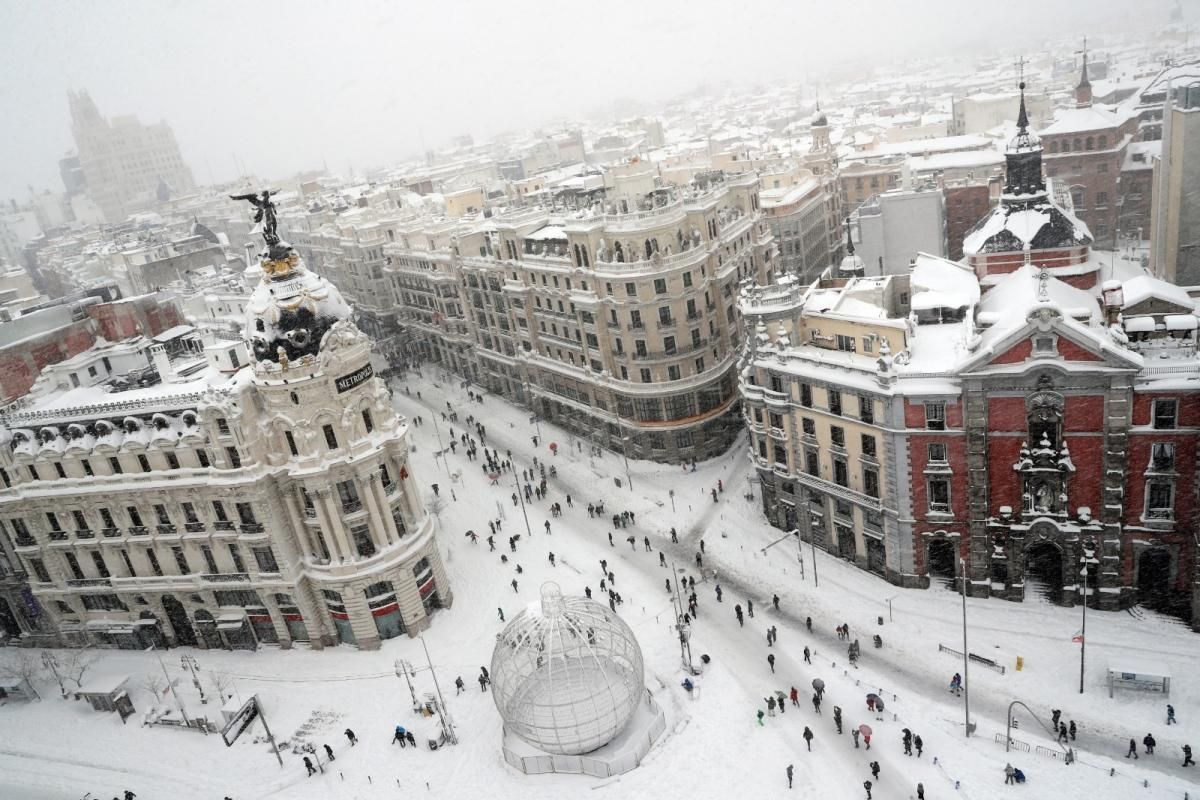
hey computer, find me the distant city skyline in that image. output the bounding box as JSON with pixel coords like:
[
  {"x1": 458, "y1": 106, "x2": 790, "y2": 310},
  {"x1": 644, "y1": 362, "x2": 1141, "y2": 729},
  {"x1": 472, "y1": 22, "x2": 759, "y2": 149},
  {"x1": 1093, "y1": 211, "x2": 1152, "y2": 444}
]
[{"x1": 0, "y1": 0, "x2": 1174, "y2": 201}]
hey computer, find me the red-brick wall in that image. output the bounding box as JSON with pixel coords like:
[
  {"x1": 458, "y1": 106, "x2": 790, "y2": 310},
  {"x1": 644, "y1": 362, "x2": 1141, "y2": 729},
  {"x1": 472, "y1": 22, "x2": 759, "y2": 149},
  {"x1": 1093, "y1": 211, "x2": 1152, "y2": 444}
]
[
  {"x1": 86, "y1": 295, "x2": 183, "y2": 341},
  {"x1": 1058, "y1": 338, "x2": 1102, "y2": 361},
  {"x1": 0, "y1": 320, "x2": 97, "y2": 402},
  {"x1": 992, "y1": 339, "x2": 1033, "y2": 364},
  {"x1": 903, "y1": 398, "x2": 964, "y2": 429},
  {"x1": 1131, "y1": 392, "x2": 1200, "y2": 427}
]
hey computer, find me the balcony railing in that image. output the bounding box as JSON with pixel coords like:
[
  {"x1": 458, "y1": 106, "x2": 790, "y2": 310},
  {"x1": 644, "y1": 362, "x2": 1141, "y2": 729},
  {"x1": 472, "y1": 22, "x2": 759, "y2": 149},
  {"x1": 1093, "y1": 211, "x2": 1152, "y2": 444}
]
[
  {"x1": 15, "y1": 537, "x2": 37, "y2": 548},
  {"x1": 214, "y1": 521, "x2": 235, "y2": 531},
  {"x1": 101, "y1": 528, "x2": 121, "y2": 538},
  {"x1": 75, "y1": 529, "x2": 94, "y2": 540},
  {"x1": 200, "y1": 572, "x2": 250, "y2": 583},
  {"x1": 342, "y1": 501, "x2": 363, "y2": 514},
  {"x1": 184, "y1": 522, "x2": 206, "y2": 533},
  {"x1": 303, "y1": 507, "x2": 317, "y2": 519},
  {"x1": 66, "y1": 578, "x2": 112, "y2": 588},
  {"x1": 240, "y1": 523, "x2": 265, "y2": 534},
  {"x1": 48, "y1": 531, "x2": 68, "y2": 541},
  {"x1": 157, "y1": 524, "x2": 177, "y2": 535},
  {"x1": 384, "y1": 482, "x2": 397, "y2": 496}
]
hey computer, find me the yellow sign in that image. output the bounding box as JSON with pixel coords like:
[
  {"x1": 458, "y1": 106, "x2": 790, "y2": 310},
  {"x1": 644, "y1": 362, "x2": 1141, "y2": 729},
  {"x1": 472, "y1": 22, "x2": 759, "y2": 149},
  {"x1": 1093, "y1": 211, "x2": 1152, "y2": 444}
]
[{"x1": 1016, "y1": 656, "x2": 1024, "y2": 671}]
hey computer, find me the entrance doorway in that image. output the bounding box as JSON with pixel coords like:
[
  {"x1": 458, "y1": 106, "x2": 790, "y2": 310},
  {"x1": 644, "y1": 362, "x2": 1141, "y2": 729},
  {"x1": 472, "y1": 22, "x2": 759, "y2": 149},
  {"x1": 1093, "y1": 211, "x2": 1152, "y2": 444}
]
[
  {"x1": 927, "y1": 539, "x2": 957, "y2": 586},
  {"x1": 0, "y1": 597, "x2": 21, "y2": 638},
  {"x1": 162, "y1": 595, "x2": 197, "y2": 647},
  {"x1": 1024, "y1": 542, "x2": 1064, "y2": 605}
]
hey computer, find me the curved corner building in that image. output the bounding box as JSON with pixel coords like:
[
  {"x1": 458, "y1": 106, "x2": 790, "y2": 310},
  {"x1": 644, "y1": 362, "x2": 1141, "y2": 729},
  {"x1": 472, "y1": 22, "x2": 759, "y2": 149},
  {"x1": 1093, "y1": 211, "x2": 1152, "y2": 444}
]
[{"x1": 0, "y1": 247, "x2": 451, "y2": 650}]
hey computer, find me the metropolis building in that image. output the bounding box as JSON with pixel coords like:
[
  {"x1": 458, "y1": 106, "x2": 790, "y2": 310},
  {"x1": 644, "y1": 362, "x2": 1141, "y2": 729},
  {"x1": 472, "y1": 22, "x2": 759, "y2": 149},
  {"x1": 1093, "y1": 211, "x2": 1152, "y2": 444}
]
[{"x1": 0, "y1": 241, "x2": 451, "y2": 650}]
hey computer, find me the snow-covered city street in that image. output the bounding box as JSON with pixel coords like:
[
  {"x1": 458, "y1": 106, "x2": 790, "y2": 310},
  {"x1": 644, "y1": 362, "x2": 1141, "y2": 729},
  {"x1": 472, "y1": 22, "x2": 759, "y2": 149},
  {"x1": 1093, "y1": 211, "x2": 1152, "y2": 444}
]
[{"x1": 0, "y1": 370, "x2": 1194, "y2": 800}]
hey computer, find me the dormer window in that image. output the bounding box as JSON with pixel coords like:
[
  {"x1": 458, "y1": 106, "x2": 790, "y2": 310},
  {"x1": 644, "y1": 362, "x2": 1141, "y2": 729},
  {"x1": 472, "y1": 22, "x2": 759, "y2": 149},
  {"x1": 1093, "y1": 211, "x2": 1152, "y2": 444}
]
[{"x1": 1033, "y1": 335, "x2": 1056, "y2": 355}]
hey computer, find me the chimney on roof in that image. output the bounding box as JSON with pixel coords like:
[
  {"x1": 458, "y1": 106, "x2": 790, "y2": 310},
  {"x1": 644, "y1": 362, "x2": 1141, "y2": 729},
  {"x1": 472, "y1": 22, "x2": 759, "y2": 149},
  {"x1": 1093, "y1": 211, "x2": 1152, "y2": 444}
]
[{"x1": 149, "y1": 343, "x2": 176, "y2": 383}]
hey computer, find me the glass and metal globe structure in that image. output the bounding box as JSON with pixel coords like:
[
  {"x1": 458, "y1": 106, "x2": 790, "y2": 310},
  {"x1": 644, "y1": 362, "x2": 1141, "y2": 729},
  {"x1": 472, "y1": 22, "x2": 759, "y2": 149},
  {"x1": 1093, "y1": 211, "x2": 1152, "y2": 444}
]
[{"x1": 491, "y1": 582, "x2": 645, "y2": 756}]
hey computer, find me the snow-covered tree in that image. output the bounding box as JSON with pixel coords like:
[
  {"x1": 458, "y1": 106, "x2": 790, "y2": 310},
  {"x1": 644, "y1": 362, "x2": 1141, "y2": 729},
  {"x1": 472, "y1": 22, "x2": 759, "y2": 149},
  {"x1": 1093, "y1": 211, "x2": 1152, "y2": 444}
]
[{"x1": 0, "y1": 650, "x2": 43, "y2": 700}]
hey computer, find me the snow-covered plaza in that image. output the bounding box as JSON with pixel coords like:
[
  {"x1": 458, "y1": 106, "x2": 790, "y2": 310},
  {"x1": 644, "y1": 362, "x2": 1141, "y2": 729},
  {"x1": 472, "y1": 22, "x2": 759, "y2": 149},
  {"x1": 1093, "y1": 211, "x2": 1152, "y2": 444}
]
[{"x1": 0, "y1": 369, "x2": 1196, "y2": 800}]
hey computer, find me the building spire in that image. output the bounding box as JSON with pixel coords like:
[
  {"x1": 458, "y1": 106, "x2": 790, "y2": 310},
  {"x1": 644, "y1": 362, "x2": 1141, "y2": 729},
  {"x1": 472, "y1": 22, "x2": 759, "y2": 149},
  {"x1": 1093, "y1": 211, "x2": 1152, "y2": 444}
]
[
  {"x1": 1016, "y1": 81, "x2": 1029, "y2": 133},
  {"x1": 844, "y1": 216, "x2": 855, "y2": 256},
  {"x1": 1075, "y1": 38, "x2": 1093, "y2": 108}
]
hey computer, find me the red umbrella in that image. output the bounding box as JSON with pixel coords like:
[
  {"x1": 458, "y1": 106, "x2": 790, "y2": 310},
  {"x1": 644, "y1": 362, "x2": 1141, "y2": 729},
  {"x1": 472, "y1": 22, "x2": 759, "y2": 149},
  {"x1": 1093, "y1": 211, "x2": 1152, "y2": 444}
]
[
  {"x1": 549, "y1": 442, "x2": 558, "y2": 453},
  {"x1": 858, "y1": 723, "x2": 873, "y2": 737}
]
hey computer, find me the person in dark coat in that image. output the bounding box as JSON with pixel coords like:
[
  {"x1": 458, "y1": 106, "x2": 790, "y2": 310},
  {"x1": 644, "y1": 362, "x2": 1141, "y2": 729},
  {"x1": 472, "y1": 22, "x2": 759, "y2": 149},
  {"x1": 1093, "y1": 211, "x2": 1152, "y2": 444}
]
[
  {"x1": 344, "y1": 728, "x2": 357, "y2": 745},
  {"x1": 1182, "y1": 744, "x2": 1194, "y2": 766},
  {"x1": 902, "y1": 728, "x2": 913, "y2": 755},
  {"x1": 1144, "y1": 733, "x2": 1156, "y2": 754},
  {"x1": 914, "y1": 734, "x2": 924, "y2": 757},
  {"x1": 802, "y1": 726, "x2": 814, "y2": 751},
  {"x1": 786, "y1": 763, "x2": 794, "y2": 788},
  {"x1": 393, "y1": 725, "x2": 407, "y2": 746},
  {"x1": 1051, "y1": 708, "x2": 1061, "y2": 728},
  {"x1": 812, "y1": 693, "x2": 822, "y2": 714},
  {"x1": 324, "y1": 743, "x2": 335, "y2": 761},
  {"x1": 917, "y1": 782, "x2": 925, "y2": 799},
  {"x1": 863, "y1": 780, "x2": 872, "y2": 800},
  {"x1": 768, "y1": 653, "x2": 776, "y2": 673},
  {"x1": 803, "y1": 645, "x2": 811, "y2": 664},
  {"x1": 406, "y1": 731, "x2": 416, "y2": 747},
  {"x1": 1069, "y1": 720, "x2": 1077, "y2": 740},
  {"x1": 1126, "y1": 738, "x2": 1139, "y2": 759},
  {"x1": 303, "y1": 756, "x2": 316, "y2": 776},
  {"x1": 869, "y1": 761, "x2": 880, "y2": 779}
]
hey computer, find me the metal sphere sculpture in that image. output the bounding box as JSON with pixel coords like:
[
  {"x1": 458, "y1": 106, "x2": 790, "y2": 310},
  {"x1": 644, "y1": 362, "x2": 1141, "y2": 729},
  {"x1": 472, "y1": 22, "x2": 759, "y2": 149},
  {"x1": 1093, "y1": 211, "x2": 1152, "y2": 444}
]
[{"x1": 491, "y1": 582, "x2": 645, "y2": 755}]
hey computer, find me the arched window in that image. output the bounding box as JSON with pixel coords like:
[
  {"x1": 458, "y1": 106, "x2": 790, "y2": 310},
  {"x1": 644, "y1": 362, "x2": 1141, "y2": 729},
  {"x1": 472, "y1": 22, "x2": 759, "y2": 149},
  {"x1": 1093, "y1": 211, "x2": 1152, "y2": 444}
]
[
  {"x1": 1061, "y1": 140, "x2": 1070, "y2": 153},
  {"x1": 1073, "y1": 137, "x2": 1083, "y2": 152},
  {"x1": 1049, "y1": 140, "x2": 1059, "y2": 153},
  {"x1": 1086, "y1": 136, "x2": 1095, "y2": 151},
  {"x1": 1098, "y1": 135, "x2": 1107, "y2": 149}
]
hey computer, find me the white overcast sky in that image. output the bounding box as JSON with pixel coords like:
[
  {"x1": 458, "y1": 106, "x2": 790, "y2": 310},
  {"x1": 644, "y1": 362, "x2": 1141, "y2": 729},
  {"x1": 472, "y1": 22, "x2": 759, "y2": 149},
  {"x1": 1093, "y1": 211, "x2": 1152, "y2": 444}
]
[{"x1": 0, "y1": 0, "x2": 1170, "y2": 200}]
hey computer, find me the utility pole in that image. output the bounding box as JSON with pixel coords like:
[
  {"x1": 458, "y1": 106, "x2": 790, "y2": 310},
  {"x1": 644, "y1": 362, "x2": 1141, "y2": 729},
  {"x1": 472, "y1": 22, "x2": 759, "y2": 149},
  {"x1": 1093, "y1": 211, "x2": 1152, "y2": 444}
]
[
  {"x1": 420, "y1": 636, "x2": 457, "y2": 745},
  {"x1": 1079, "y1": 560, "x2": 1088, "y2": 694},
  {"x1": 256, "y1": 697, "x2": 284, "y2": 767},
  {"x1": 811, "y1": 529, "x2": 820, "y2": 588},
  {"x1": 671, "y1": 562, "x2": 695, "y2": 674},
  {"x1": 150, "y1": 643, "x2": 190, "y2": 726},
  {"x1": 180, "y1": 655, "x2": 206, "y2": 704},
  {"x1": 513, "y1": 469, "x2": 533, "y2": 539},
  {"x1": 430, "y1": 414, "x2": 450, "y2": 477},
  {"x1": 395, "y1": 659, "x2": 420, "y2": 712},
  {"x1": 959, "y1": 557, "x2": 972, "y2": 737}
]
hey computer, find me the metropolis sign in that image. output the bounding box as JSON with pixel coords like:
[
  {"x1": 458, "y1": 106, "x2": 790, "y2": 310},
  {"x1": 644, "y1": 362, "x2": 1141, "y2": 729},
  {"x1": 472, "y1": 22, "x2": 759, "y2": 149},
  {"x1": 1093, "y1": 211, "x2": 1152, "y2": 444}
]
[{"x1": 335, "y1": 363, "x2": 374, "y2": 393}]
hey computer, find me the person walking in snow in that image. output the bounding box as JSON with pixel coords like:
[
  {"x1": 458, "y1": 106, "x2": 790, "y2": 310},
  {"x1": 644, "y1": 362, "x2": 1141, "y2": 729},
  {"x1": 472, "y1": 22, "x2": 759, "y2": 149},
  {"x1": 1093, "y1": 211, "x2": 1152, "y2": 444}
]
[
  {"x1": 790, "y1": 686, "x2": 800, "y2": 706},
  {"x1": 660, "y1": 552, "x2": 667, "y2": 567},
  {"x1": 1144, "y1": 733, "x2": 1156, "y2": 754},
  {"x1": 735, "y1": 604, "x2": 744, "y2": 626},
  {"x1": 757, "y1": 709, "x2": 765, "y2": 726},
  {"x1": 869, "y1": 761, "x2": 880, "y2": 780},
  {"x1": 455, "y1": 676, "x2": 465, "y2": 695},
  {"x1": 1069, "y1": 720, "x2": 1077, "y2": 740},
  {"x1": 806, "y1": 616, "x2": 813, "y2": 632},
  {"x1": 511, "y1": 578, "x2": 519, "y2": 593},
  {"x1": 768, "y1": 653, "x2": 776, "y2": 673},
  {"x1": 766, "y1": 696, "x2": 777, "y2": 716},
  {"x1": 1126, "y1": 738, "x2": 1139, "y2": 759},
  {"x1": 747, "y1": 599, "x2": 754, "y2": 617},
  {"x1": 776, "y1": 690, "x2": 788, "y2": 715},
  {"x1": 917, "y1": 782, "x2": 925, "y2": 800},
  {"x1": 852, "y1": 728, "x2": 860, "y2": 748},
  {"x1": 803, "y1": 646, "x2": 811, "y2": 664},
  {"x1": 1167, "y1": 704, "x2": 1176, "y2": 725},
  {"x1": 833, "y1": 706, "x2": 843, "y2": 734},
  {"x1": 773, "y1": 593, "x2": 780, "y2": 610},
  {"x1": 914, "y1": 734, "x2": 924, "y2": 757},
  {"x1": 303, "y1": 756, "x2": 316, "y2": 776},
  {"x1": 1182, "y1": 744, "x2": 1194, "y2": 766},
  {"x1": 803, "y1": 726, "x2": 814, "y2": 751},
  {"x1": 863, "y1": 780, "x2": 872, "y2": 800},
  {"x1": 1058, "y1": 723, "x2": 1068, "y2": 743},
  {"x1": 393, "y1": 725, "x2": 407, "y2": 746},
  {"x1": 812, "y1": 693, "x2": 822, "y2": 714},
  {"x1": 498, "y1": 607, "x2": 505, "y2": 622},
  {"x1": 715, "y1": 584, "x2": 723, "y2": 602},
  {"x1": 344, "y1": 729, "x2": 357, "y2": 746},
  {"x1": 1051, "y1": 709, "x2": 1061, "y2": 729},
  {"x1": 478, "y1": 674, "x2": 489, "y2": 692},
  {"x1": 903, "y1": 728, "x2": 913, "y2": 755},
  {"x1": 406, "y1": 731, "x2": 416, "y2": 747},
  {"x1": 1005, "y1": 762, "x2": 1015, "y2": 784},
  {"x1": 548, "y1": 552, "x2": 556, "y2": 566},
  {"x1": 670, "y1": 527, "x2": 678, "y2": 543},
  {"x1": 786, "y1": 764, "x2": 794, "y2": 789},
  {"x1": 864, "y1": 731, "x2": 872, "y2": 750},
  {"x1": 324, "y1": 744, "x2": 335, "y2": 761}
]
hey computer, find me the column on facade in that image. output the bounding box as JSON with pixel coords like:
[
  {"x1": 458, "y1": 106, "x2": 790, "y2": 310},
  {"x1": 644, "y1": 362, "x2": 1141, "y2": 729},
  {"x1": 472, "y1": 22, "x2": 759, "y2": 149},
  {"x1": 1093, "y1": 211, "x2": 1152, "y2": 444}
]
[
  {"x1": 313, "y1": 489, "x2": 351, "y2": 562},
  {"x1": 292, "y1": 579, "x2": 328, "y2": 649},
  {"x1": 282, "y1": 488, "x2": 319, "y2": 562},
  {"x1": 258, "y1": 590, "x2": 292, "y2": 647},
  {"x1": 342, "y1": 581, "x2": 382, "y2": 650},
  {"x1": 361, "y1": 471, "x2": 393, "y2": 550},
  {"x1": 366, "y1": 471, "x2": 395, "y2": 547}
]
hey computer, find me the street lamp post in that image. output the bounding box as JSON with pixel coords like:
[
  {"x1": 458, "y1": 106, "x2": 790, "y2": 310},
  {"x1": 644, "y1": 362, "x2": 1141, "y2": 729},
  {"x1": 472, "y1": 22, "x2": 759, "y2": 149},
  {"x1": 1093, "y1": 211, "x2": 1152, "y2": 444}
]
[
  {"x1": 1079, "y1": 560, "x2": 1088, "y2": 695},
  {"x1": 180, "y1": 654, "x2": 206, "y2": 704},
  {"x1": 959, "y1": 557, "x2": 972, "y2": 737},
  {"x1": 513, "y1": 469, "x2": 534, "y2": 539},
  {"x1": 429, "y1": 413, "x2": 451, "y2": 477}
]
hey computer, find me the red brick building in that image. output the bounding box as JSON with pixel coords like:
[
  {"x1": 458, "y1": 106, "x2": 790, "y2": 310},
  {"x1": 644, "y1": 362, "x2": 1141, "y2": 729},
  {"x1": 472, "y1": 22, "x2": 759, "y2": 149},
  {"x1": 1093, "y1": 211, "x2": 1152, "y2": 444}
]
[
  {"x1": 742, "y1": 85, "x2": 1198, "y2": 632},
  {"x1": 944, "y1": 183, "x2": 992, "y2": 261},
  {"x1": 0, "y1": 292, "x2": 183, "y2": 403}
]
